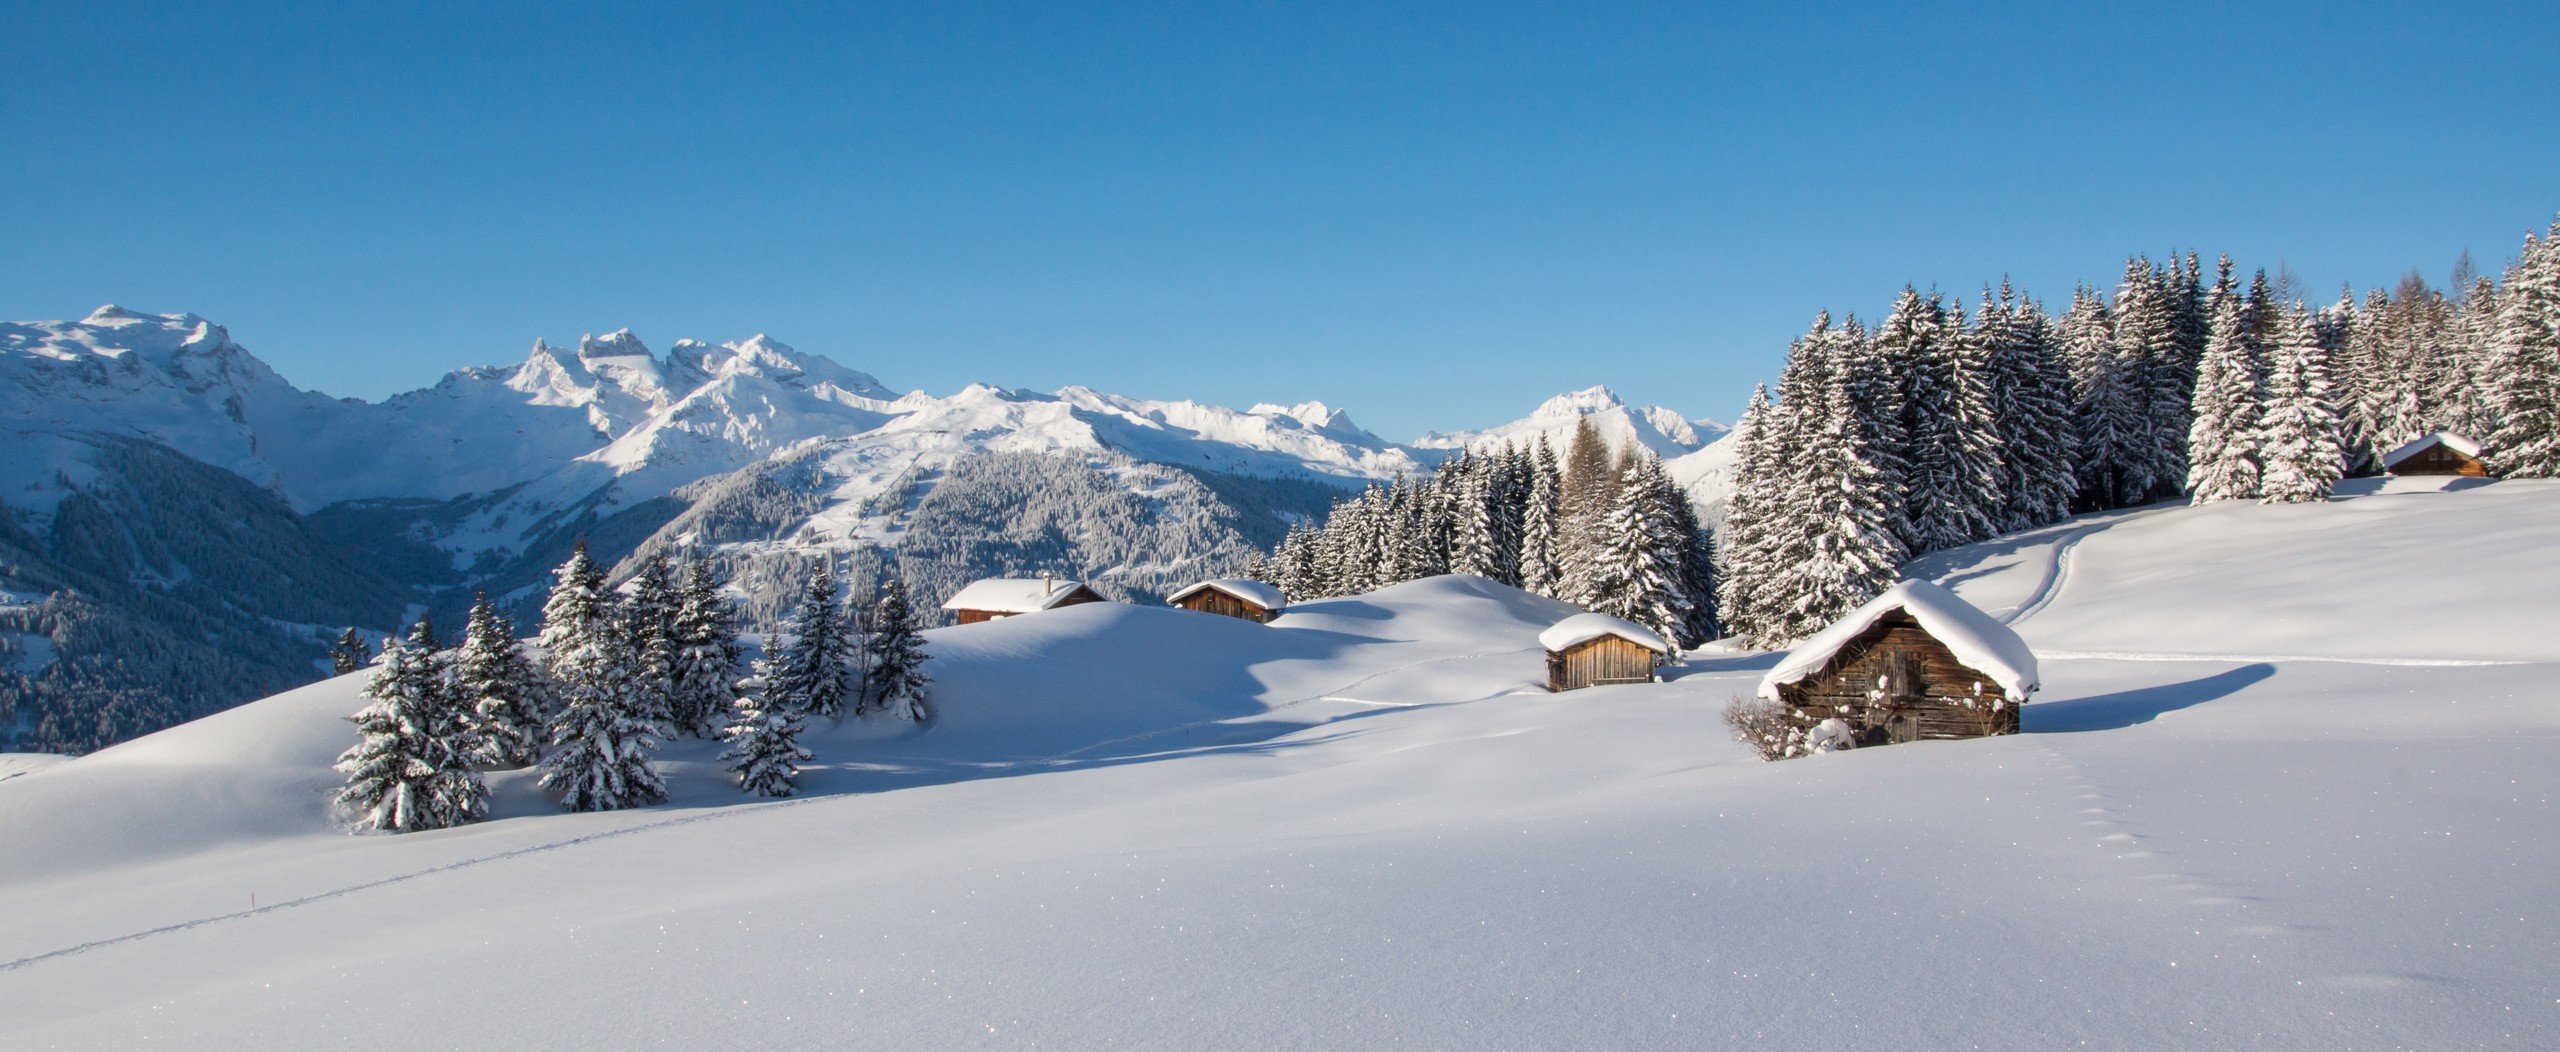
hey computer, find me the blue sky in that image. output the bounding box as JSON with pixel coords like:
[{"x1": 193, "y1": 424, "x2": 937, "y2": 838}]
[{"x1": 5, "y1": 1, "x2": 2554, "y2": 438}]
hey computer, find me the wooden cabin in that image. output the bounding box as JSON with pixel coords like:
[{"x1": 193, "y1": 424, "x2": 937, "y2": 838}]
[
  {"x1": 940, "y1": 576, "x2": 1108, "y2": 625},
  {"x1": 1757, "y1": 580, "x2": 2038, "y2": 747},
  {"x1": 1166, "y1": 578, "x2": 1286, "y2": 623},
  {"x1": 2381, "y1": 432, "x2": 2489, "y2": 477},
  {"x1": 1539, "y1": 613, "x2": 1672, "y2": 692}
]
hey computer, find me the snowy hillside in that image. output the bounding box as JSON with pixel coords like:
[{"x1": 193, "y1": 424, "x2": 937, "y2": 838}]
[{"x1": 3, "y1": 479, "x2": 2555, "y2": 1048}]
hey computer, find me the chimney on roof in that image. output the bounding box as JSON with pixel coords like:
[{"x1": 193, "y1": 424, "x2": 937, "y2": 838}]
[{"x1": 1043, "y1": 572, "x2": 1056, "y2": 596}]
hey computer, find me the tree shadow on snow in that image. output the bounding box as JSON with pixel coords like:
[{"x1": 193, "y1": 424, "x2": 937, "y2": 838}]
[{"x1": 2025, "y1": 663, "x2": 2276, "y2": 734}]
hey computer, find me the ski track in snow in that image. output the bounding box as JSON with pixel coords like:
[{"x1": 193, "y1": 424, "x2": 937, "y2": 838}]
[
  {"x1": 0, "y1": 794, "x2": 827, "y2": 974},
  {"x1": 0, "y1": 644, "x2": 1549, "y2": 975}
]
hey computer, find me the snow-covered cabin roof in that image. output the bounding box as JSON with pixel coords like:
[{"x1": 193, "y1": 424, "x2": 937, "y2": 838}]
[
  {"x1": 1756, "y1": 580, "x2": 2039, "y2": 702},
  {"x1": 940, "y1": 578, "x2": 1097, "y2": 614},
  {"x1": 2381, "y1": 432, "x2": 2484, "y2": 470},
  {"x1": 1537, "y1": 613, "x2": 1671, "y2": 655},
  {"x1": 1165, "y1": 578, "x2": 1287, "y2": 611}
]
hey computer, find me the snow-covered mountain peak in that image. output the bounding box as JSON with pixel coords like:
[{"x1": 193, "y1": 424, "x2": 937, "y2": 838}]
[
  {"x1": 1528, "y1": 384, "x2": 1625, "y2": 419},
  {"x1": 577, "y1": 328, "x2": 651, "y2": 360},
  {"x1": 1412, "y1": 386, "x2": 1727, "y2": 463}
]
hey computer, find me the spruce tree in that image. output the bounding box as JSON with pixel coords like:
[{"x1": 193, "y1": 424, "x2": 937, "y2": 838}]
[
  {"x1": 1518, "y1": 438, "x2": 1565, "y2": 598},
  {"x1": 1583, "y1": 456, "x2": 1691, "y2": 650},
  {"x1": 2185, "y1": 291, "x2": 2266, "y2": 503},
  {"x1": 2257, "y1": 305, "x2": 2346, "y2": 503},
  {"x1": 1782, "y1": 377, "x2": 1908, "y2": 643},
  {"x1": 328, "y1": 628, "x2": 371, "y2": 675},
  {"x1": 722, "y1": 685, "x2": 813, "y2": 798},
  {"x1": 334, "y1": 620, "x2": 487, "y2": 832},
  {"x1": 453, "y1": 589, "x2": 546, "y2": 767},
  {"x1": 537, "y1": 540, "x2": 610, "y2": 684},
  {"x1": 666, "y1": 556, "x2": 745, "y2": 738},
  {"x1": 1714, "y1": 385, "x2": 1780, "y2": 646},
  {"x1": 1985, "y1": 290, "x2": 2078, "y2": 531},
  {"x1": 862, "y1": 580, "x2": 934, "y2": 722},
  {"x1": 1904, "y1": 290, "x2": 2003, "y2": 552},
  {"x1": 2065, "y1": 288, "x2": 2139, "y2": 508},
  {"x1": 537, "y1": 610, "x2": 666, "y2": 813},
  {"x1": 766, "y1": 562, "x2": 857, "y2": 720},
  {"x1": 615, "y1": 551, "x2": 681, "y2": 730},
  {"x1": 2485, "y1": 226, "x2": 2560, "y2": 477}
]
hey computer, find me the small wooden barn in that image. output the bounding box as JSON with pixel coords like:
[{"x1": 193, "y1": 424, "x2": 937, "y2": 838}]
[
  {"x1": 1166, "y1": 578, "x2": 1286, "y2": 623},
  {"x1": 940, "y1": 576, "x2": 1108, "y2": 625},
  {"x1": 1539, "y1": 613, "x2": 1672, "y2": 692},
  {"x1": 1758, "y1": 580, "x2": 2038, "y2": 746},
  {"x1": 2381, "y1": 432, "x2": 2489, "y2": 477}
]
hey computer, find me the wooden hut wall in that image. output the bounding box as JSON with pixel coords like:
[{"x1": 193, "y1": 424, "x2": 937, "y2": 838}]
[
  {"x1": 1774, "y1": 614, "x2": 2018, "y2": 744},
  {"x1": 1547, "y1": 636, "x2": 1658, "y2": 692},
  {"x1": 1174, "y1": 589, "x2": 1276, "y2": 623},
  {"x1": 952, "y1": 609, "x2": 1001, "y2": 625},
  {"x1": 2391, "y1": 445, "x2": 2489, "y2": 477}
]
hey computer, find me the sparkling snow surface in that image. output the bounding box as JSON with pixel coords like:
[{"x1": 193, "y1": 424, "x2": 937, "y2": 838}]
[{"x1": 5, "y1": 484, "x2": 2560, "y2": 1048}]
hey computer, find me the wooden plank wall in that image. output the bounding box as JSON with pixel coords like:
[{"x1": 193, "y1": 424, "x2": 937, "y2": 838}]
[
  {"x1": 1548, "y1": 636, "x2": 1658, "y2": 691},
  {"x1": 2392, "y1": 446, "x2": 2490, "y2": 477},
  {"x1": 1776, "y1": 616, "x2": 2019, "y2": 744},
  {"x1": 1174, "y1": 590, "x2": 1275, "y2": 623}
]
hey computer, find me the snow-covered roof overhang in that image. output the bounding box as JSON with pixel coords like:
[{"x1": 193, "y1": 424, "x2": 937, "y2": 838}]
[
  {"x1": 1756, "y1": 579, "x2": 2039, "y2": 702},
  {"x1": 1165, "y1": 578, "x2": 1287, "y2": 611},
  {"x1": 1538, "y1": 613, "x2": 1671, "y2": 655},
  {"x1": 2381, "y1": 432, "x2": 2484, "y2": 470},
  {"x1": 941, "y1": 578, "x2": 1093, "y2": 613}
]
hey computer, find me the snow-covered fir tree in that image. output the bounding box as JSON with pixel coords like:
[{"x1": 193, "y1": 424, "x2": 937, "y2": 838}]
[
  {"x1": 2065, "y1": 287, "x2": 2142, "y2": 508},
  {"x1": 537, "y1": 540, "x2": 610, "y2": 685},
  {"x1": 1902, "y1": 289, "x2": 2003, "y2": 552},
  {"x1": 614, "y1": 551, "x2": 681, "y2": 730},
  {"x1": 453, "y1": 589, "x2": 546, "y2": 767},
  {"x1": 1981, "y1": 287, "x2": 2078, "y2": 531},
  {"x1": 765, "y1": 562, "x2": 858, "y2": 720},
  {"x1": 2257, "y1": 305, "x2": 2346, "y2": 504},
  {"x1": 537, "y1": 556, "x2": 665, "y2": 812},
  {"x1": 2485, "y1": 225, "x2": 2560, "y2": 477},
  {"x1": 1518, "y1": 438, "x2": 1564, "y2": 598},
  {"x1": 1714, "y1": 384, "x2": 1781, "y2": 646},
  {"x1": 665, "y1": 556, "x2": 745, "y2": 738},
  {"x1": 861, "y1": 580, "x2": 933, "y2": 722},
  {"x1": 333, "y1": 620, "x2": 487, "y2": 832},
  {"x1": 720, "y1": 685, "x2": 813, "y2": 798},
  {"x1": 1781, "y1": 377, "x2": 1909, "y2": 643},
  {"x1": 1581, "y1": 455, "x2": 1692, "y2": 652},
  {"x1": 2185, "y1": 291, "x2": 2266, "y2": 503}
]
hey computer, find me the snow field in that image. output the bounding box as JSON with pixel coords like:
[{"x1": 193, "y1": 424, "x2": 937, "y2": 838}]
[{"x1": 3, "y1": 483, "x2": 2559, "y2": 1048}]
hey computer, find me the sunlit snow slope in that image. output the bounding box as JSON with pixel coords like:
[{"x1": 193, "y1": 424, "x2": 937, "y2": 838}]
[{"x1": 2, "y1": 480, "x2": 2555, "y2": 1049}]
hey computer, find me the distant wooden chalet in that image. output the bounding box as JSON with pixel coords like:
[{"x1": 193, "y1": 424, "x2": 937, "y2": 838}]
[
  {"x1": 2382, "y1": 432, "x2": 2489, "y2": 477},
  {"x1": 1540, "y1": 613, "x2": 1672, "y2": 692},
  {"x1": 941, "y1": 576, "x2": 1107, "y2": 625},
  {"x1": 1758, "y1": 580, "x2": 2038, "y2": 746},
  {"x1": 1166, "y1": 578, "x2": 1287, "y2": 623}
]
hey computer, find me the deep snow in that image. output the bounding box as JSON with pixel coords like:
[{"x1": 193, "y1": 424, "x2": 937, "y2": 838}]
[{"x1": 2, "y1": 481, "x2": 2557, "y2": 1049}]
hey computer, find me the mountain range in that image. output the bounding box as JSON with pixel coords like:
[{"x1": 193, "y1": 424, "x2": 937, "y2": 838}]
[{"x1": 0, "y1": 305, "x2": 1733, "y2": 751}]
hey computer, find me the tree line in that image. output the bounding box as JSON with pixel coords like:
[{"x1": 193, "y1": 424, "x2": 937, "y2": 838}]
[
  {"x1": 331, "y1": 543, "x2": 933, "y2": 833},
  {"x1": 1253, "y1": 419, "x2": 1721, "y2": 653},
  {"x1": 1721, "y1": 221, "x2": 2560, "y2": 649}
]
